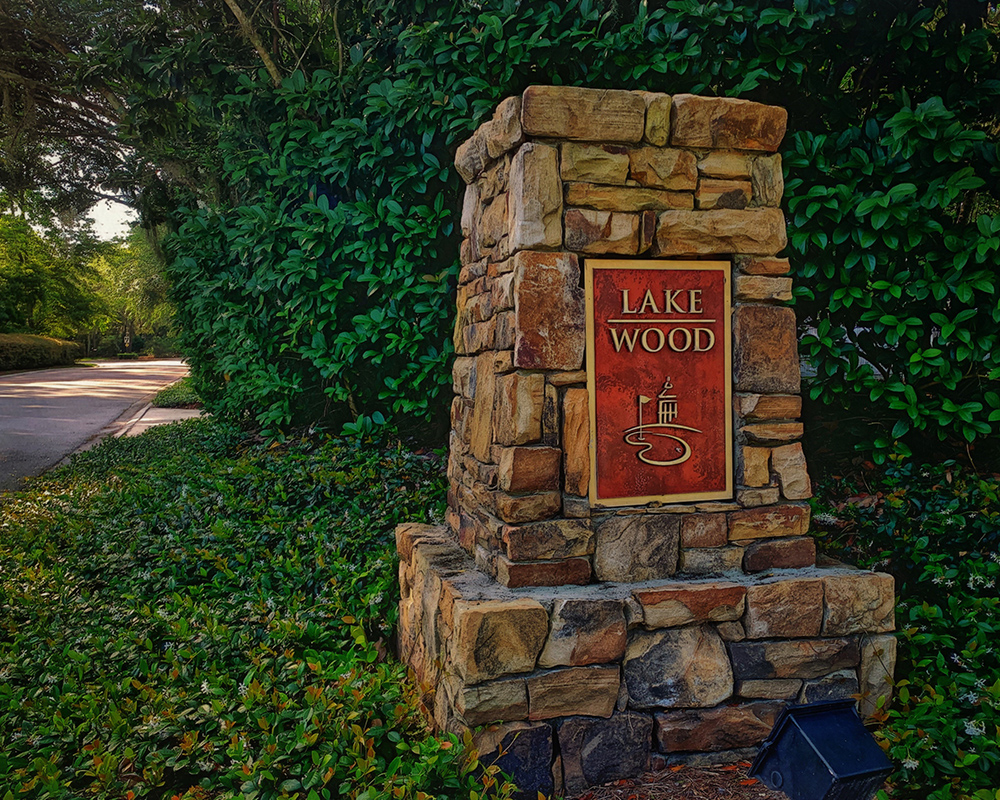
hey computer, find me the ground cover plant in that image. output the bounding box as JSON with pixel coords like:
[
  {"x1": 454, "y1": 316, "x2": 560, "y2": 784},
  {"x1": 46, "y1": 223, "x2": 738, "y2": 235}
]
[
  {"x1": 152, "y1": 377, "x2": 202, "y2": 409},
  {"x1": 812, "y1": 463, "x2": 1000, "y2": 800},
  {"x1": 0, "y1": 419, "x2": 512, "y2": 800}
]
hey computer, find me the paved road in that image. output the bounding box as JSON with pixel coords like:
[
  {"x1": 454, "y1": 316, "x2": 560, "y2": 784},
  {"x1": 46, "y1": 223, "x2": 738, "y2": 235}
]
[{"x1": 0, "y1": 360, "x2": 189, "y2": 492}]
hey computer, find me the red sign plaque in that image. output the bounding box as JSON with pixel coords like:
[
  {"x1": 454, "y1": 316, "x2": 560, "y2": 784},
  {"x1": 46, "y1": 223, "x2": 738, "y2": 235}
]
[{"x1": 585, "y1": 260, "x2": 732, "y2": 506}]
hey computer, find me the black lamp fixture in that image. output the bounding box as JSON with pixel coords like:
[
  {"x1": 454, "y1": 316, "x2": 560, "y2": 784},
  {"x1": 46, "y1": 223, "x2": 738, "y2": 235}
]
[{"x1": 749, "y1": 699, "x2": 894, "y2": 800}]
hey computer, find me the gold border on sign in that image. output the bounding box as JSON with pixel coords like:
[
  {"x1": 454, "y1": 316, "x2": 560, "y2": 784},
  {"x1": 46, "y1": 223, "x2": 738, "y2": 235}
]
[{"x1": 585, "y1": 259, "x2": 733, "y2": 508}]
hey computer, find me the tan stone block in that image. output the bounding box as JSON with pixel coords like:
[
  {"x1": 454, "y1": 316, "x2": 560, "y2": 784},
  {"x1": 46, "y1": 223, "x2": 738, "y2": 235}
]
[
  {"x1": 771, "y1": 442, "x2": 811, "y2": 500},
  {"x1": 539, "y1": 598, "x2": 627, "y2": 667},
  {"x1": 564, "y1": 208, "x2": 640, "y2": 254},
  {"x1": 451, "y1": 397, "x2": 471, "y2": 444},
  {"x1": 512, "y1": 251, "x2": 585, "y2": 370},
  {"x1": 563, "y1": 494, "x2": 590, "y2": 518},
  {"x1": 480, "y1": 154, "x2": 511, "y2": 202},
  {"x1": 491, "y1": 271, "x2": 515, "y2": 312},
  {"x1": 494, "y1": 370, "x2": 544, "y2": 446},
  {"x1": 717, "y1": 620, "x2": 746, "y2": 641},
  {"x1": 680, "y1": 513, "x2": 728, "y2": 548},
  {"x1": 498, "y1": 446, "x2": 562, "y2": 493},
  {"x1": 733, "y1": 305, "x2": 801, "y2": 394},
  {"x1": 394, "y1": 522, "x2": 446, "y2": 562},
  {"x1": 522, "y1": 85, "x2": 645, "y2": 142},
  {"x1": 634, "y1": 90, "x2": 671, "y2": 146},
  {"x1": 635, "y1": 581, "x2": 746, "y2": 628},
  {"x1": 548, "y1": 370, "x2": 587, "y2": 386},
  {"x1": 751, "y1": 154, "x2": 783, "y2": 207},
  {"x1": 742, "y1": 422, "x2": 804, "y2": 444},
  {"x1": 492, "y1": 350, "x2": 514, "y2": 374},
  {"x1": 502, "y1": 519, "x2": 593, "y2": 561},
  {"x1": 461, "y1": 183, "x2": 480, "y2": 238},
  {"x1": 696, "y1": 178, "x2": 752, "y2": 210},
  {"x1": 624, "y1": 627, "x2": 733, "y2": 708},
  {"x1": 508, "y1": 142, "x2": 562, "y2": 252},
  {"x1": 458, "y1": 257, "x2": 487, "y2": 285},
  {"x1": 566, "y1": 182, "x2": 693, "y2": 212},
  {"x1": 654, "y1": 208, "x2": 786, "y2": 256},
  {"x1": 656, "y1": 702, "x2": 779, "y2": 752},
  {"x1": 735, "y1": 255, "x2": 791, "y2": 275},
  {"x1": 729, "y1": 638, "x2": 860, "y2": 680},
  {"x1": 745, "y1": 578, "x2": 824, "y2": 639},
  {"x1": 737, "y1": 679, "x2": 803, "y2": 700},
  {"x1": 737, "y1": 487, "x2": 781, "y2": 507},
  {"x1": 740, "y1": 446, "x2": 771, "y2": 487},
  {"x1": 729, "y1": 504, "x2": 810, "y2": 540},
  {"x1": 528, "y1": 666, "x2": 620, "y2": 720},
  {"x1": 496, "y1": 555, "x2": 591, "y2": 588},
  {"x1": 743, "y1": 537, "x2": 816, "y2": 572},
  {"x1": 735, "y1": 394, "x2": 802, "y2": 420},
  {"x1": 493, "y1": 311, "x2": 514, "y2": 350},
  {"x1": 823, "y1": 572, "x2": 895, "y2": 635},
  {"x1": 460, "y1": 236, "x2": 478, "y2": 267},
  {"x1": 452, "y1": 356, "x2": 476, "y2": 399},
  {"x1": 493, "y1": 489, "x2": 561, "y2": 525},
  {"x1": 461, "y1": 319, "x2": 494, "y2": 354},
  {"x1": 560, "y1": 142, "x2": 629, "y2": 184},
  {"x1": 696, "y1": 501, "x2": 741, "y2": 512},
  {"x1": 628, "y1": 147, "x2": 697, "y2": 191},
  {"x1": 455, "y1": 676, "x2": 528, "y2": 726},
  {"x1": 680, "y1": 546, "x2": 744, "y2": 575},
  {"x1": 735, "y1": 274, "x2": 793, "y2": 302},
  {"x1": 486, "y1": 96, "x2": 524, "y2": 160},
  {"x1": 671, "y1": 94, "x2": 787, "y2": 152},
  {"x1": 859, "y1": 633, "x2": 897, "y2": 718},
  {"x1": 477, "y1": 193, "x2": 507, "y2": 250},
  {"x1": 698, "y1": 151, "x2": 752, "y2": 179},
  {"x1": 452, "y1": 598, "x2": 549, "y2": 684},
  {"x1": 470, "y1": 352, "x2": 496, "y2": 462},
  {"x1": 455, "y1": 125, "x2": 492, "y2": 182},
  {"x1": 593, "y1": 513, "x2": 680, "y2": 582}
]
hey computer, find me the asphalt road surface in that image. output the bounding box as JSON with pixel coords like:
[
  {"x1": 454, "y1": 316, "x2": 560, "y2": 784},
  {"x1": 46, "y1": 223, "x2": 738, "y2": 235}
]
[{"x1": 0, "y1": 360, "x2": 189, "y2": 493}]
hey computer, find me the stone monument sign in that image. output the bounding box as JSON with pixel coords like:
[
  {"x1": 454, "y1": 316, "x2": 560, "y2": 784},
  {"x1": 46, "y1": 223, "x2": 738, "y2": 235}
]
[{"x1": 395, "y1": 86, "x2": 896, "y2": 798}]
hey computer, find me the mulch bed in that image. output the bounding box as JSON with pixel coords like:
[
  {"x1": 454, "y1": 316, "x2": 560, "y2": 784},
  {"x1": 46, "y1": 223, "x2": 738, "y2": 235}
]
[{"x1": 579, "y1": 762, "x2": 786, "y2": 800}]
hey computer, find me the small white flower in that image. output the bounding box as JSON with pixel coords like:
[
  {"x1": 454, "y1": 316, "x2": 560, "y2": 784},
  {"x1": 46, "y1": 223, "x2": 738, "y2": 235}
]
[
  {"x1": 945, "y1": 579, "x2": 955, "y2": 587},
  {"x1": 965, "y1": 720, "x2": 986, "y2": 737},
  {"x1": 201, "y1": 680, "x2": 211, "y2": 693},
  {"x1": 932, "y1": 576, "x2": 943, "y2": 585},
  {"x1": 975, "y1": 679, "x2": 987, "y2": 689},
  {"x1": 813, "y1": 512, "x2": 839, "y2": 525},
  {"x1": 902, "y1": 757, "x2": 920, "y2": 771},
  {"x1": 238, "y1": 683, "x2": 248, "y2": 697},
  {"x1": 960, "y1": 691, "x2": 978, "y2": 704}
]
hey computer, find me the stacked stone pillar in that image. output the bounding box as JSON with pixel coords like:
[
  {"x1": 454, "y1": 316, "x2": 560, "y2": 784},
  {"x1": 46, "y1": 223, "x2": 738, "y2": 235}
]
[{"x1": 396, "y1": 86, "x2": 896, "y2": 798}]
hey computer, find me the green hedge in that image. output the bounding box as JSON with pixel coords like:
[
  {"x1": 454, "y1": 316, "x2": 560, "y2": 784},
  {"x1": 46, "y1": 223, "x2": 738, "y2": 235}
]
[{"x1": 0, "y1": 334, "x2": 81, "y2": 372}]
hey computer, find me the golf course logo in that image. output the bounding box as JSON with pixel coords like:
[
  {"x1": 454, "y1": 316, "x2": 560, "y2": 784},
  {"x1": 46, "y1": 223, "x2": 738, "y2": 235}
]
[{"x1": 622, "y1": 378, "x2": 702, "y2": 467}]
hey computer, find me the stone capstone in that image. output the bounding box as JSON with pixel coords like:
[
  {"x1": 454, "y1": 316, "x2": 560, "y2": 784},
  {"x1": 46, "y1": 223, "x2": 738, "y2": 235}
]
[
  {"x1": 624, "y1": 626, "x2": 733, "y2": 709},
  {"x1": 744, "y1": 578, "x2": 824, "y2": 639},
  {"x1": 671, "y1": 94, "x2": 788, "y2": 152},
  {"x1": 822, "y1": 572, "x2": 895, "y2": 635},
  {"x1": 521, "y1": 85, "x2": 646, "y2": 142},
  {"x1": 451, "y1": 598, "x2": 549, "y2": 684},
  {"x1": 634, "y1": 581, "x2": 746, "y2": 628}
]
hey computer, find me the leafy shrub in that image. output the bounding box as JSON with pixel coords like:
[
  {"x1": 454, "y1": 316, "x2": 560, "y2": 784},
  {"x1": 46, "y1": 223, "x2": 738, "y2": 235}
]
[
  {"x1": 152, "y1": 377, "x2": 202, "y2": 408},
  {"x1": 0, "y1": 420, "x2": 511, "y2": 800},
  {"x1": 0, "y1": 332, "x2": 80, "y2": 371},
  {"x1": 813, "y1": 463, "x2": 1000, "y2": 798}
]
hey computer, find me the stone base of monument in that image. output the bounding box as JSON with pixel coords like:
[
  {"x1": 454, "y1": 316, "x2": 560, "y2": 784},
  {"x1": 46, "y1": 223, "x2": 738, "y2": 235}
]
[{"x1": 397, "y1": 523, "x2": 895, "y2": 798}]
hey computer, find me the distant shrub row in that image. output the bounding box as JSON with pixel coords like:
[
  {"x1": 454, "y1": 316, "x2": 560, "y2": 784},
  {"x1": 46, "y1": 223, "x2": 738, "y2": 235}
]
[{"x1": 0, "y1": 334, "x2": 81, "y2": 372}]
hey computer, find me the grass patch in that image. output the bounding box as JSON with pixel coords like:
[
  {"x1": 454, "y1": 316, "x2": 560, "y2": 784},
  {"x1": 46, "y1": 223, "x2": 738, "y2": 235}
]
[
  {"x1": 0, "y1": 420, "x2": 511, "y2": 800},
  {"x1": 152, "y1": 377, "x2": 202, "y2": 409}
]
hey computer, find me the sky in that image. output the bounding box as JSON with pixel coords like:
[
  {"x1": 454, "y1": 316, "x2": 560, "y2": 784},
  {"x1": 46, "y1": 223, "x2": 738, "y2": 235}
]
[{"x1": 90, "y1": 199, "x2": 138, "y2": 241}]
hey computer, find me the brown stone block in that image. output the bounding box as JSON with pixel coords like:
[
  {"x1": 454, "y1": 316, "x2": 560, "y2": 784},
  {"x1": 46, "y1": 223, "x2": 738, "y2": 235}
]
[
  {"x1": 671, "y1": 94, "x2": 787, "y2": 152},
  {"x1": 394, "y1": 522, "x2": 446, "y2": 563},
  {"x1": 455, "y1": 125, "x2": 492, "y2": 182},
  {"x1": 461, "y1": 319, "x2": 494, "y2": 354},
  {"x1": 635, "y1": 581, "x2": 746, "y2": 628},
  {"x1": 859, "y1": 633, "x2": 897, "y2": 718},
  {"x1": 735, "y1": 275, "x2": 793, "y2": 302},
  {"x1": 735, "y1": 394, "x2": 802, "y2": 420},
  {"x1": 800, "y1": 669, "x2": 859, "y2": 704},
  {"x1": 542, "y1": 382, "x2": 559, "y2": 447},
  {"x1": 508, "y1": 142, "x2": 562, "y2": 252},
  {"x1": 735, "y1": 255, "x2": 791, "y2": 275},
  {"x1": 593, "y1": 513, "x2": 680, "y2": 582},
  {"x1": 455, "y1": 676, "x2": 529, "y2": 726},
  {"x1": 679, "y1": 513, "x2": 728, "y2": 548},
  {"x1": 528, "y1": 665, "x2": 620, "y2": 720},
  {"x1": 460, "y1": 237, "x2": 478, "y2": 267},
  {"x1": 452, "y1": 598, "x2": 549, "y2": 684},
  {"x1": 680, "y1": 546, "x2": 744, "y2": 575},
  {"x1": 654, "y1": 208, "x2": 786, "y2": 256},
  {"x1": 497, "y1": 555, "x2": 591, "y2": 588},
  {"x1": 503, "y1": 518, "x2": 594, "y2": 561},
  {"x1": 744, "y1": 537, "x2": 816, "y2": 573},
  {"x1": 493, "y1": 489, "x2": 561, "y2": 524},
  {"x1": 737, "y1": 487, "x2": 781, "y2": 507},
  {"x1": 637, "y1": 90, "x2": 671, "y2": 146},
  {"x1": 564, "y1": 208, "x2": 640, "y2": 254},
  {"x1": 566, "y1": 182, "x2": 693, "y2": 212},
  {"x1": 480, "y1": 154, "x2": 511, "y2": 202},
  {"x1": 494, "y1": 370, "x2": 544, "y2": 446},
  {"x1": 498, "y1": 446, "x2": 562, "y2": 493},
  {"x1": 639, "y1": 209, "x2": 657, "y2": 253},
  {"x1": 698, "y1": 151, "x2": 752, "y2": 179},
  {"x1": 559, "y1": 712, "x2": 654, "y2": 797},
  {"x1": 696, "y1": 179, "x2": 752, "y2": 210},
  {"x1": 739, "y1": 446, "x2": 771, "y2": 488},
  {"x1": 737, "y1": 679, "x2": 803, "y2": 700},
  {"x1": 745, "y1": 578, "x2": 824, "y2": 639},
  {"x1": 486, "y1": 96, "x2": 524, "y2": 160},
  {"x1": 458, "y1": 257, "x2": 488, "y2": 286},
  {"x1": 772, "y1": 442, "x2": 812, "y2": 500},
  {"x1": 490, "y1": 272, "x2": 514, "y2": 313},
  {"x1": 742, "y1": 422, "x2": 804, "y2": 444},
  {"x1": 560, "y1": 142, "x2": 629, "y2": 184},
  {"x1": 729, "y1": 504, "x2": 810, "y2": 541},
  {"x1": 512, "y1": 250, "x2": 585, "y2": 370},
  {"x1": 751, "y1": 154, "x2": 783, "y2": 207},
  {"x1": 539, "y1": 598, "x2": 628, "y2": 667},
  {"x1": 477, "y1": 193, "x2": 508, "y2": 251},
  {"x1": 493, "y1": 311, "x2": 514, "y2": 350},
  {"x1": 469, "y1": 352, "x2": 497, "y2": 461},
  {"x1": 452, "y1": 356, "x2": 476, "y2": 398},
  {"x1": 624, "y1": 626, "x2": 733, "y2": 708},
  {"x1": 717, "y1": 620, "x2": 746, "y2": 642},
  {"x1": 548, "y1": 370, "x2": 587, "y2": 386},
  {"x1": 563, "y1": 388, "x2": 590, "y2": 497},
  {"x1": 564, "y1": 494, "x2": 590, "y2": 518},
  {"x1": 734, "y1": 305, "x2": 801, "y2": 394},
  {"x1": 656, "y1": 702, "x2": 780, "y2": 752},
  {"x1": 728, "y1": 638, "x2": 861, "y2": 681},
  {"x1": 522, "y1": 85, "x2": 645, "y2": 142},
  {"x1": 628, "y1": 147, "x2": 697, "y2": 191},
  {"x1": 823, "y1": 572, "x2": 895, "y2": 635}
]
